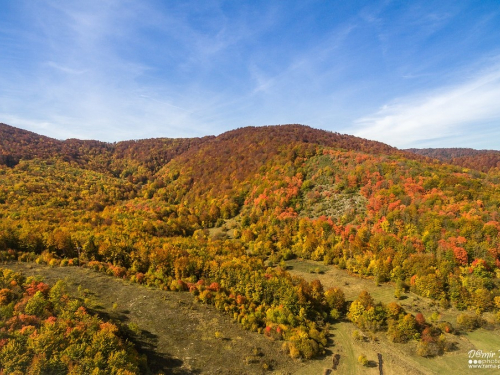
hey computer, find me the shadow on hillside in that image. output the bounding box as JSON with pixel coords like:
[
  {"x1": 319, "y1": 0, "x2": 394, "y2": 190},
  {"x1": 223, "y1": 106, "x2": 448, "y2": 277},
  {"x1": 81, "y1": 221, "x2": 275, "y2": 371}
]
[
  {"x1": 89, "y1": 308, "x2": 197, "y2": 374},
  {"x1": 135, "y1": 328, "x2": 200, "y2": 374}
]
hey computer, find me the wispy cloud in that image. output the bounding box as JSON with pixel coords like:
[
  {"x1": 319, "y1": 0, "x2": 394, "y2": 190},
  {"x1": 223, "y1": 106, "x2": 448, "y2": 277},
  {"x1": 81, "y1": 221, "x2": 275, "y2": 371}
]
[
  {"x1": 351, "y1": 62, "x2": 500, "y2": 148},
  {"x1": 46, "y1": 61, "x2": 87, "y2": 75},
  {"x1": 249, "y1": 22, "x2": 356, "y2": 96},
  {"x1": 1, "y1": 1, "x2": 500, "y2": 147},
  {"x1": 0, "y1": 0, "x2": 247, "y2": 140}
]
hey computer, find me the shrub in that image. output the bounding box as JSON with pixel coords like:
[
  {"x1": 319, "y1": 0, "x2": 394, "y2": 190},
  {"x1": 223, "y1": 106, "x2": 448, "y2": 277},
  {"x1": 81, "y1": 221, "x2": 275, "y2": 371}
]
[
  {"x1": 387, "y1": 314, "x2": 418, "y2": 343},
  {"x1": 0, "y1": 288, "x2": 12, "y2": 305},
  {"x1": 347, "y1": 301, "x2": 364, "y2": 324},
  {"x1": 415, "y1": 312, "x2": 426, "y2": 328},
  {"x1": 198, "y1": 289, "x2": 213, "y2": 304},
  {"x1": 352, "y1": 330, "x2": 364, "y2": 341},
  {"x1": 386, "y1": 302, "x2": 403, "y2": 320},
  {"x1": 324, "y1": 287, "x2": 346, "y2": 313},
  {"x1": 358, "y1": 354, "x2": 369, "y2": 366},
  {"x1": 329, "y1": 308, "x2": 341, "y2": 321},
  {"x1": 456, "y1": 313, "x2": 482, "y2": 331},
  {"x1": 438, "y1": 321, "x2": 454, "y2": 334},
  {"x1": 416, "y1": 341, "x2": 442, "y2": 357}
]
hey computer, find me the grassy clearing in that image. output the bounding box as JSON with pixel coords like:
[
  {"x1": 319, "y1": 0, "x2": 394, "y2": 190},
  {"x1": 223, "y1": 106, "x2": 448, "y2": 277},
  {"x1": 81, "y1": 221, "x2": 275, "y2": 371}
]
[
  {"x1": 466, "y1": 329, "x2": 500, "y2": 348},
  {"x1": 208, "y1": 217, "x2": 239, "y2": 239},
  {"x1": 7, "y1": 260, "x2": 500, "y2": 374},
  {"x1": 287, "y1": 259, "x2": 500, "y2": 375},
  {"x1": 286, "y1": 258, "x2": 400, "y2": 304},
  {"x1": 6, "y1": 262, "x2": 303, "y2": 375}
]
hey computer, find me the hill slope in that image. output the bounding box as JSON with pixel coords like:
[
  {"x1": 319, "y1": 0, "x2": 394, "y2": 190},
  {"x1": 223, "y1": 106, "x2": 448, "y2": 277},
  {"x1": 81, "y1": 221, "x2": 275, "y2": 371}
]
[
  {"x1": 1, "y1": 122, "x2": 500, "y2": 368},
  {"x1": 0, "y1": 122, "x2": 212, "y2": 175},
  {"x1": 406, "y1": 147, "x2": 500, "y2": 173}
]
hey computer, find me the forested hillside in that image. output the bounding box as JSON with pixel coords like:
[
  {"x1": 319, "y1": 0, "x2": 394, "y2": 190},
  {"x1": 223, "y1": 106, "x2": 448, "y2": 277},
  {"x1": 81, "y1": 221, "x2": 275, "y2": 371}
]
[
  {"x1": 1, "y1": 123, "x2": 500, "y2": 368},
  {"x1": 406, "y1": 147, "x2": 500, "y2": 173}
]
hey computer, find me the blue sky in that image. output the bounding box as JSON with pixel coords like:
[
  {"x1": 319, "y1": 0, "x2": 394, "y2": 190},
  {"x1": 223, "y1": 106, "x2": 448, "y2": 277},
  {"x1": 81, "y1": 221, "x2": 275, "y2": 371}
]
[{"x1": 1, "y1": 0, "x2": 499, "y2": 149}]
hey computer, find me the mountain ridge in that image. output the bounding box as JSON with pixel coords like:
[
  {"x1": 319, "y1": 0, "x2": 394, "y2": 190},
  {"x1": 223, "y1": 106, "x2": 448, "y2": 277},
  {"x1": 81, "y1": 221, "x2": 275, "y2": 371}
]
[
  {"x1": 6, "y1": 121, "x2": 500, "y2": 176},
  {"x1": 406, "y1": 147, "x2": 500, "y2": 173},
  {"x1": 1, "y1": 122, "x2": 425, "y2": 168}
]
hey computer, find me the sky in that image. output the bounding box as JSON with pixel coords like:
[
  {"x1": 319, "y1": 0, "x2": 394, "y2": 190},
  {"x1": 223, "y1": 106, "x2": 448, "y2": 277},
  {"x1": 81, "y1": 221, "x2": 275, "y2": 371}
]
[{"x1": 1, "y1": 0, "x2": 499, "y2": 149}]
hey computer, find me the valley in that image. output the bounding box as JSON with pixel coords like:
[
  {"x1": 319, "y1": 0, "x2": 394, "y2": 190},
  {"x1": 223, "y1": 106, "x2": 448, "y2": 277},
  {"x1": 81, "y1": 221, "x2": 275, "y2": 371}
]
[{"x1": 5, "y1": 258, "x2": 500, "y2": 374}]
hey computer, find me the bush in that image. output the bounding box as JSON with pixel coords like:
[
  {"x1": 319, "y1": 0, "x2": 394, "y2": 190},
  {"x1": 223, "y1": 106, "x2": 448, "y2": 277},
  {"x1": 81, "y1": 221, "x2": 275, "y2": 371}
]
[
  {"x1": 329, "y1": 308, "x2": 341, "y2": 321},
  {"x1": 18, "y1": 252, "x2": 37, "y2": 262},
  {"x1": 24, "y1": 291, "x2": 48, "y2": 316},
  {"x1": 416, "y1": 341, "x2": 442, "y2": 357},
  {"x1": 338, "y1": 258, "x2": 346, "y2": 269},
  {"x1": 438, "y1": 321, "x2": 454, "y2": 334},
  {"x1": 358, "y1": 354, "x2": 369, "y2": 366},
  {"x1": 456, "y1": 313, "x2": 482, "y2": 331},
  {"x1": 0, "y1": 288, "x2": 12, "y2": 305},
  {"x1": 387, "y1": 314, "x2": 418, "y2": 343},
  {"x1": 324, "y1": 287, "x2": 346, "y2": 313},
  {"x1": 352, "y1": 330, "x2": 364, "y2": 341}
]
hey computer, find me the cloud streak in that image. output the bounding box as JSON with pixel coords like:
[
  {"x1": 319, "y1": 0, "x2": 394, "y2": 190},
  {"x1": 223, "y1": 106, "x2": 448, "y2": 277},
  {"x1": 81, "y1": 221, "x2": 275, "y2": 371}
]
[
  {"x1": 1, "y1": 1, "x2": 500, "y2": 147},
  {"x1": 351, "y1": 63, "x2": 500, "y2": 148},
  {"x1": 0, "y1": 1, "x2": 224, "y2": 140}
]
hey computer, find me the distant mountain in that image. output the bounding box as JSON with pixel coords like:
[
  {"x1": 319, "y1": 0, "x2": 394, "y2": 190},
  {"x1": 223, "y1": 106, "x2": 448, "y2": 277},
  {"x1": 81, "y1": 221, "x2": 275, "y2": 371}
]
[
  {"x1": 1, "y1": 122, "x2": 424, "y2": 172},
  {"x1": 0, "y1": 122, "x2": 211, "y2": 174},
  {"x1": 406, "y1": 147, "x2": 500, "y2": 173}
]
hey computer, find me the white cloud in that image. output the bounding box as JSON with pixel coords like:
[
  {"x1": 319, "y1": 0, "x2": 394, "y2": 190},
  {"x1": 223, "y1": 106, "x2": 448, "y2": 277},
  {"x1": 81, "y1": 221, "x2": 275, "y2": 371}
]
[
  {"x1": 0, "y1": 1, "x2": 223, "y2": 140},
  {"x1": 46, "y1": 62, "x2": 88, "y2": 75},
  {"x1": 2, "y1": 1, "x2": 500, "y2": 147},
  {"x1": 351, "y1": 63, "x2": 500, "y2": 148}
]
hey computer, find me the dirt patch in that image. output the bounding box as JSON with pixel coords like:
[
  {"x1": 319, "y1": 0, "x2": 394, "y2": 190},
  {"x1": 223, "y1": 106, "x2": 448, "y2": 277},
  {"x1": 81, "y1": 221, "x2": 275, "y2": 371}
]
[{"x1": 5, "y1": 262, "x2": 305, "y2": 375}]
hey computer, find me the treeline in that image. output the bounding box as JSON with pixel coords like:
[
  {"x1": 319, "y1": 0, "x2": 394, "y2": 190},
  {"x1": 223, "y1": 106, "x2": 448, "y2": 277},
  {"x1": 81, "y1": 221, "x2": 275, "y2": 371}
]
[
  {"x1": 407, "y1": 147, "x2": 500, "y2": 173},
  {"x1": 0, "y1": 123, "x2": 209, "y2": 176},
  {"x1": 1, "y1": 122, "x2": 419, "y2": 173}
]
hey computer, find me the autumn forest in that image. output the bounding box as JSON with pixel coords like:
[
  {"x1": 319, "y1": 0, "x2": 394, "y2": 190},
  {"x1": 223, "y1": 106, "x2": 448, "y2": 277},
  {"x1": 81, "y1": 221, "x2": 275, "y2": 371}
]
[{"x1": 1, "y1": 123, "x2": 500, "y2": 374}]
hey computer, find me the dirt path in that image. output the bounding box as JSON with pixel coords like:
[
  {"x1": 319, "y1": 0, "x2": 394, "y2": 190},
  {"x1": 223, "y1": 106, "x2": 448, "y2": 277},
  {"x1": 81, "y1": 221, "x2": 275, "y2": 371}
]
[
  {"x1": 293, "y1": 320, "x2": 429, "y2": 375},
  {"x1": 286, "y1": 259, "x2": 500, "y2": 375},
  {"x1": 5, "y1": 262, "x2": 303, "y2": 375}
]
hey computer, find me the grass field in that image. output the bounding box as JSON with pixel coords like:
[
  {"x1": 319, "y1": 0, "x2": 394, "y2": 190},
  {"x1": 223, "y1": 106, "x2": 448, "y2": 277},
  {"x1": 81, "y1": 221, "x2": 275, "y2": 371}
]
[
  {"x1": 287, "y1": 259, "x2": 500, "y2": 375},
  {"x1": 5, "y1": 260, "x2": 500, "y2": 374},
  {"x1": 5, "y1": 262, "x2": 302, "y2": 375}
]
